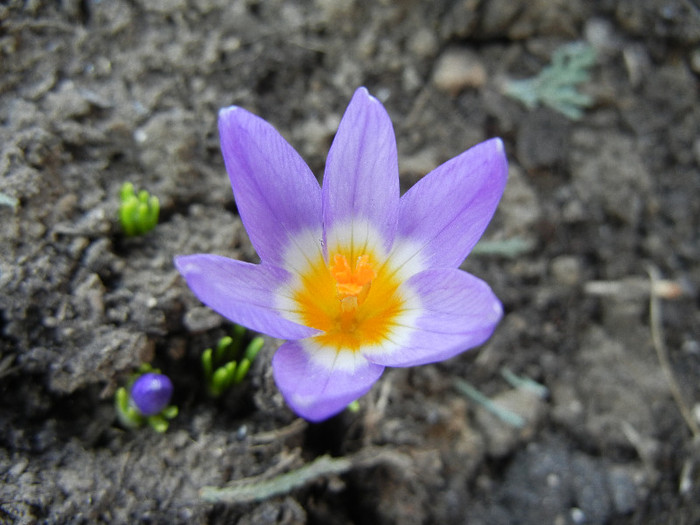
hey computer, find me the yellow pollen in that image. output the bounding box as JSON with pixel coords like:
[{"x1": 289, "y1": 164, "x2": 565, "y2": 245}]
[{"x1": 329, "y1": 254, "x2": 376, "y2": 305}]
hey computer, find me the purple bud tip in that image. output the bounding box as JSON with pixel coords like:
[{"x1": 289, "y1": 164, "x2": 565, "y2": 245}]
[{"x1": 130, "y1": 373, "x2": 174, "y2": 416}]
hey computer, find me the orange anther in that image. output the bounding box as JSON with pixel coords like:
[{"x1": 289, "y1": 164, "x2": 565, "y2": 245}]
[{"x1": 330, "y1": 254, "x2": 376, "y2": 300}]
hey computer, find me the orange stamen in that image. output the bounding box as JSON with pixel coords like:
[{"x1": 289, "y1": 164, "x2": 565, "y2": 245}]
[
  {"x1": 289, "y1": 246, "x2": 406, "y2": 353},
  {"x1": 330, "y1": 254, "x2": 376, "y2": 306}
]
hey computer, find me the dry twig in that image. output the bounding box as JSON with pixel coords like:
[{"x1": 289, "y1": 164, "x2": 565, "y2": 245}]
[{"x1": 648, "y1": 266, "x2": 699, "y2": 438}]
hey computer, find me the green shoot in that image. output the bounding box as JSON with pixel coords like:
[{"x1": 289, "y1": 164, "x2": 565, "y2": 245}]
[
  {"x1": 202, "y1": 326, "x2": 264, "y2": 397},
  {"x1": 119, "y1": 182, "x2": 160, "y2": 236}
]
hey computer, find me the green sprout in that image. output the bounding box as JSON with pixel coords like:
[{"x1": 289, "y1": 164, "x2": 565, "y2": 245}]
[
  {"x1": 119, "y1": 182, "x2": 160, "y2": 236},
  {"x1": 503, "y1": 42, "x2": 596, "y2": 120},
  {"x1": 202, "y1": 325, "x2": 264, "y2": 397},
  {"x1": 115, "y1": 364, "x2": 178, "y2": 433}
]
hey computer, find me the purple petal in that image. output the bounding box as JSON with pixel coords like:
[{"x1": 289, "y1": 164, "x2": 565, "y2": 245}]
[
  {"x1": 175, "y1": 254, "x2": 317, "y2": 340},
  {"x1": 397, "y1": 138, "x2": 508, "y2": 269},
  {"x1": 364, "y1": 268, "x2": 502, "y2": 367},
  {"x1": 219, "y1": 106, "x2": 322, "y2": 268},
  {"x1": 272, "y1": 340, "x2": 385, "y2": 422},
  {"x1": 322, "y1": 88, "x2": 399, "y2": 253}
]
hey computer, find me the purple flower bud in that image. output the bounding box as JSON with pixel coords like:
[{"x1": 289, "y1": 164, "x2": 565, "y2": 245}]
[{"x1": 130, "y1": 373, "x2": 173, "y2": 416}]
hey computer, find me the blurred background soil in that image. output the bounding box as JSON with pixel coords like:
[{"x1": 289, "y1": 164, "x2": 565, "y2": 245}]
[{"x1": 1, "y1": 0, "x2": 699, "y2": 523}]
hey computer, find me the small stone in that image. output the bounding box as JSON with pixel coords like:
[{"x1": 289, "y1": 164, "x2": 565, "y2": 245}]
[
  {"x1": 691, "y1": 48, "x2": 700, "y2": 74},
  {"x1": 408, "y1": 28, "x2": 439, "y2": 58},
  {"x1": 8, "y1": 458, "x2": 29, "y2": 478},
  {"x1": 570, "y1": 508, "x2": 586, "y2": 524},
  {"x1": 584, "y1": 18, "x2": 621, "y2": 55},
  {"x1": 550, "y1": 256, "x2": 582, "y2": 286},
  {"x1": 183, "y1": 306, "x2": 224, "y2": 333},
  {"x1": 475, "y1": 388, "x2": 546, "y2": 457},
  {"x1": 432, "y1": 48, "x2": 487, "y2": 95},
  {"x1": 402, "y1": 65, "x2": 422, "y2": 92}
]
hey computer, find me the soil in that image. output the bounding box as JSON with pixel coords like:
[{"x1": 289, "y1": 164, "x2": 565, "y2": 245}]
[{"x1": 1, "y1": 1, "x2": 699, "y2": 523}]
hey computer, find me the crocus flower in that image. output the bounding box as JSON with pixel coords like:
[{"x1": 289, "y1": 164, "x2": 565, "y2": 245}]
[{"x1": 175, "y1": 87, "x2": 508, "y2": 422}]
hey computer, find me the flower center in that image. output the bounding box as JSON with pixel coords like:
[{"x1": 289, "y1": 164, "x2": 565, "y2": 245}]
[
  {"x1": 285, "y1": 243, "x2": 406, "y2": 353},
  {"x1": 329, "y1": 254, "x2": 375, "y2": 313}
]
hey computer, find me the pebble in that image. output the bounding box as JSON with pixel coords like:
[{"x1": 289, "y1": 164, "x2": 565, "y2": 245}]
[
  {"x1": 432, "y1": 48, "x2": 487, "y2": 95},
  {"x1": 8, "y1": 458, "x2": 29, "y2": 478},
  {"x1": 691, "y1": 48, "x2": 700, "y2": 74},
  {"x1": 550, "y1": 255, "x2": 582, "y2": 286},
  {"x1": 475, "y1": 388, "x2": 546, "y2": 457},
  {"x1": 183, "y1": 306, "x2": 224, "y2": 333},
  {"x1": 584, "y1": 17, "x2": 620, "y2": 54},
  {"x1": 408, "y1": 28, "x2": 439, "y2": 58}
]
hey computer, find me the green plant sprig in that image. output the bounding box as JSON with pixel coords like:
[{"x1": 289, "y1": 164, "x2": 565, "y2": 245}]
[
  {"x1": 503, "y1": 42, "x2": 596, "y2": 120},
  {"x1": 203, "y1": 325, "x2": 264, "y2": 397},
  {"x1": 119, "y1": 182, "x2": 160, "y2": 236}
]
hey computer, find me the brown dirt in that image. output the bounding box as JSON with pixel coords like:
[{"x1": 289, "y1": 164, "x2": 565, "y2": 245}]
[{"x1": 1, "y1": 1, "x2": 699, "y2": 523}]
